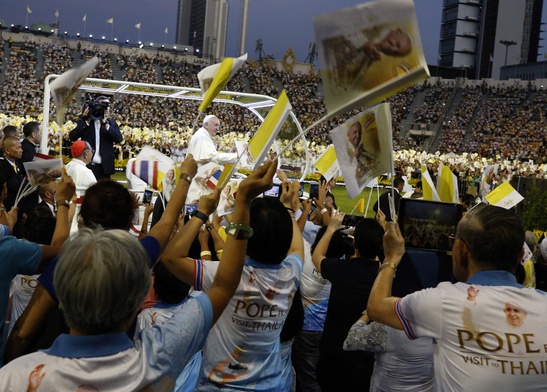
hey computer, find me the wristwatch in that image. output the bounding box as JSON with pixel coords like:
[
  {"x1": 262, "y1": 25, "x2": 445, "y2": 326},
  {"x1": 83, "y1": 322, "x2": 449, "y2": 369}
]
[
  {"x1": 180, "y1": 173, "x2": 193, "y2": 184},
  {"x1": 57, "y1": 199, "x2": 73, "y2": 208}
]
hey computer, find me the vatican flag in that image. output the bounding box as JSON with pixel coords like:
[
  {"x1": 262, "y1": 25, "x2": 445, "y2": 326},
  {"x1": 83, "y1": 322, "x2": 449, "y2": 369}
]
[
  {"x1": 49, "y1": 56, "x2": 99, "y2": 126},
  {"x1": 198, "y1": 53, "x2": 247, "y2": 112},
  {"x1": 485, "y1": 182, "x2": 524, "y2": 210},
  {"x1": 248, "y1": 90, "x2": 292, "y2": 169},
  {"x1": 420, "y1": 165, "x2": 440, "y2": 201},
  {"x1": 437, "y1": 164, "x2": 459, "y2": 203},
  {"x1": 314, "y1": 145, "x2": 339, "y2": 184}
]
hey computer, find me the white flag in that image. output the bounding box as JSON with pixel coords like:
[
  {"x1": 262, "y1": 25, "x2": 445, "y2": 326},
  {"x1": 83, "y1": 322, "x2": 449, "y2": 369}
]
[
  {"x1": 82, "y1": 14, "x2": 87, "y2": 22},
  {"x1": 135, "y1": 23, "x2": 141, "y2": 29},
  {"x1": 55, "y1": 9, "x2": 59, "y2": 18},
  {"x1": 164, "y1": 27, "x2": 168, "y2": 34},
  {"x1": 26, "y1": 5, "x2": 32, "y2": 13},
  {"x1": 106, "y1": 18, "x2": 114, "y2": 24}
]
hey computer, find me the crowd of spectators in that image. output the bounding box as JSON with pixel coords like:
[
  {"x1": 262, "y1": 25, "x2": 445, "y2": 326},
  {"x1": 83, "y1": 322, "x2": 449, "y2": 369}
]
[{"x1": 1, "y1": 37, "x2": 547, "y2": 175}]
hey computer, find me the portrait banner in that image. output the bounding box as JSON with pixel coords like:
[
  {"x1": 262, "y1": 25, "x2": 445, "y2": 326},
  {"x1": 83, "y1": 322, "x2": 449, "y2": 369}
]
[
  {"x1": 314, "y1": 0, "x2": 429, "y2": 117},
  {"x1": 330, "y1": 103, "x2": 393, "y2": 199}
]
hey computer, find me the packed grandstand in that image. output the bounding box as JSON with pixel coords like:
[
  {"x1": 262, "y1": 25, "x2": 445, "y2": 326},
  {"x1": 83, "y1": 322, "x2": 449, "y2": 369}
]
[{"x1": 1, "y1": 34, "x2": 547, "y2": 183}]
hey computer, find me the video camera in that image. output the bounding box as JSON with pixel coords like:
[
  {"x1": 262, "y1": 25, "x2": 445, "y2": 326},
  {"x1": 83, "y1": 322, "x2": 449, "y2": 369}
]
[{"x1": 82, "y1": 96, "x2": 110, "y2": 121}]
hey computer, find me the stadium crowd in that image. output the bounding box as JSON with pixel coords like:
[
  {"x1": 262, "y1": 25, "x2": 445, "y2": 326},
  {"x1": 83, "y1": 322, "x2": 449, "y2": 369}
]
[{"x1": 1, "y1": 37, "x2": 547, "y2": 175}]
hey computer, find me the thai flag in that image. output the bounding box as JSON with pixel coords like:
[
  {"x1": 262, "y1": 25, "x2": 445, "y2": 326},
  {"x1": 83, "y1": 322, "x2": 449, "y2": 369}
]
[
  {"x1": 131, "y1": 159, "x2": 160, "y2": 190},
  {"x1": 206, "y1": 168, "x2": 222, "y2": 189}
]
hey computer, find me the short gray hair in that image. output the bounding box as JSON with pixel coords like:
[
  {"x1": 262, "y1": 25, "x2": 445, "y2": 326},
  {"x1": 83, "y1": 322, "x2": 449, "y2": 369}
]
[
  {"x1": 55, "y1": 228, "x2": 151, "y2": 334},
  {"x1": 203, "y1": 114, "x2": 218, "y2": 127}
]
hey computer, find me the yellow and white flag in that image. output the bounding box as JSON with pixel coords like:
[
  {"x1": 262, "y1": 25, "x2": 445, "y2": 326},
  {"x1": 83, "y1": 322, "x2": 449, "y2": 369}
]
[
  {"x1": 314, "y1": 145, "x2": 339, "y2": 184},
  {"x1": 135, "y1": 23, "x2": 141, "y2": 29},
  {"x1": 437, "y1": 164, "x2": 459, "y2": 203},
  {"x1": 26, "y1": 5, "x2": 32, "y2": 13},
  {"x1": 248, "y1": 90, "x2": 292, "y2": 169},
  {"x1": 485, "y1": 182, "x2": 524, "y2": 210},
  {"x1": 49, "y1": 56, "x2": 99, "y2": 126},
  {"x1": 82, "y1": 14, "x2": 87, "y2": 22},
  {"x1": 198, "y1": 53, "x2": 247, "y2": 112},
  {"x1": 421, "y1": 164, "x2": 440, "y2": 201},
  {"x1": 106, "y1": 18, "x2": 114, "y2": 24}
]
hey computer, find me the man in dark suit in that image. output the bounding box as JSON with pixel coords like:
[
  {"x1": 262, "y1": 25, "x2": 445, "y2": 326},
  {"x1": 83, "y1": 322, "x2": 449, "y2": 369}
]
[
  {"x1": 36, "y1": 182, "x2": 57, "y2": 216},
  {"x1": 21, "y1": 122, "x2": 42, "y2": 166},
  {"x1": 68, "y1": 96, "x2": 123, "y2": 180},
  {"x1": 0, "y1": 137, "x2": 38, "y2": 231},
  {"x1": 373, "y1": 177, "x2": 404, "y2": 222}
]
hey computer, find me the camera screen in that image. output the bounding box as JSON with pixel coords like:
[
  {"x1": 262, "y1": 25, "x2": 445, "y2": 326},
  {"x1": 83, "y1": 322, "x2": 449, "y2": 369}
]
[
  {"x1": 142, "y1": 189, "x2": 153, "y2": 204},
  {"x1": 398, "y1": 199, "x2": 463, "y2": 252},
  {"x1": 309, "y1": 183, "x2": 319, "y2": 200},
  {"x1": 342, "y1": 214, "x2": 363, "y2": 227},
  {"x1": 185, "y1": 204, "x2": 198, "y2": 215},
  {"x1": 264, "y1": 184, "x2": 280, "y2": 198}
]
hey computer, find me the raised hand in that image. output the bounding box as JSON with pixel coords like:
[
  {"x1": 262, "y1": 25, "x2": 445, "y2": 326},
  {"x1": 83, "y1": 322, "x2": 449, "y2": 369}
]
[{"x1": 237, "y1": 159, "x2": 278, "y2": 204}]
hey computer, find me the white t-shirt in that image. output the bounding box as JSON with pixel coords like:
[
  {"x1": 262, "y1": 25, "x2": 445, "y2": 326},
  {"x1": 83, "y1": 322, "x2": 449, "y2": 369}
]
[
  {"x1": 396, "y1": 271, "x2": 547, "y2": 392},
  {"x1": 301, "y1": 240, "x2": 331, "y2": 332},
  {"x1": 8, "y1": 274, "x2": 40, "y2": 337},
  {"x1": 193, "y1": 254, "x2": 303, "y2": 391}
]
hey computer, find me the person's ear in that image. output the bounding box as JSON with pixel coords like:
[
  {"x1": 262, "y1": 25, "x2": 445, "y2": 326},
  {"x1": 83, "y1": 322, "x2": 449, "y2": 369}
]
[{"x1": 453, "y1": 239, "x2": 470, "y2": 281}]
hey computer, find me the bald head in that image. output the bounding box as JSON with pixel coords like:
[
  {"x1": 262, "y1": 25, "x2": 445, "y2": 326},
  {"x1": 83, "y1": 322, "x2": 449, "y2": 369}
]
[{"x1": 2, "y1": 136, "x2": 23, "y2": 160}]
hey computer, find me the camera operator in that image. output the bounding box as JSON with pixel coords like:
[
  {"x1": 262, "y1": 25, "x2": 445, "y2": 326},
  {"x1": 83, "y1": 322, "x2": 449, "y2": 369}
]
[{"x1": 69, "y1": 96, "x2": 123, "y2": 180}]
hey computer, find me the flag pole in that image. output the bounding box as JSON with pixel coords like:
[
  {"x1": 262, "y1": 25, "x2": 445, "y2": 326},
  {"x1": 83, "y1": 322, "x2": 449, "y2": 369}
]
[
  {"x1": 111, "y1": 22, "x2": 114, "y2": 41},
  {"x1": 84, "y1": 18, "x2": 87, "y2": 37}
]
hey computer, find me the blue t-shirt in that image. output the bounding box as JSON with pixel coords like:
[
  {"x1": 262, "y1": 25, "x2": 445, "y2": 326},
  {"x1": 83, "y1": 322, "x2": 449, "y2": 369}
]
[{"x1": 39, "y1": 235, "x2": 160, "y2": 302}]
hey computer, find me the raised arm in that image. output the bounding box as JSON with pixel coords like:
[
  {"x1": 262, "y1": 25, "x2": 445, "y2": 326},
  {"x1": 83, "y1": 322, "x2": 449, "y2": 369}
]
[
  {"x1": 311, "y1": 211, "x2": 344, "y2": 274},
  {"x1": 313, "y1": 181, "x2": 331, "y2": 226},
  {"x1": 367, "y1": 222, "x2": 405, "y2": 330},
  {"x1": 205, "y1": 160, "x2": 278, "y2": 322},
  {"x1": 39, "y1": 169, "x2": 75, "y2": 267},
  {"x1": 4, "y1": 283, "x2": 57, "y2": 363},
  {"x1": 146, "y1": 155, "x2": 197, "y2": 252},
  {"x1": 280, "y1": 180, "x2": 304, "y2": 261},
  {"x1": 161, "y1": 187, "x2": 221, "y2": 285}
]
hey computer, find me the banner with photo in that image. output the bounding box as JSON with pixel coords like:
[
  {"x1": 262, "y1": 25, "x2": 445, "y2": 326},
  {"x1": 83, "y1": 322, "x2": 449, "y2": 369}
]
[
  {"x1": 314, "y1": 0, "x2": 429, "y2": 118},
  {"x1": 330, "y1": 103, "x2": 393, "y2": 199},
  {"x1": 132, "y1": 146, "x2": 179, "y2": 202}
]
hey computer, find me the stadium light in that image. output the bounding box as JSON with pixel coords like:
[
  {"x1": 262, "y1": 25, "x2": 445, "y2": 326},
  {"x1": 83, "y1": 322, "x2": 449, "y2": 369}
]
[
  {"x1": 77, "y1": 33, "x2": 80, "y2": 37},
  {"x1": 114, "y1": 38, "x2": 117, "y2": 42},
  {"x1": 64, "y1": 31, "x2": 68, "y2": 36},
  {"x1": 89, "y1": 34, "x2": 93, "y2": 38},
  {"x1": 101, "y1": 36, "x2": 106, "y2": 40},
  {"x1": 125, "y1": 39, "x2": 129, "y2": 44},
  {"x1": 500, "y1": 40, "x2": 517, "y2": 67}
]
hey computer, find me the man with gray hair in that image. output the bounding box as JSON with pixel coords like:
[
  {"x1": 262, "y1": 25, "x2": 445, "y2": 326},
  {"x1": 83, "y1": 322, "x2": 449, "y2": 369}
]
[
  {"x1": 368, "y1": 204, "x2": 547, "y2": 391},
  {"x1": 187, "y1": 115, "x2": 238, "y2": 167}
]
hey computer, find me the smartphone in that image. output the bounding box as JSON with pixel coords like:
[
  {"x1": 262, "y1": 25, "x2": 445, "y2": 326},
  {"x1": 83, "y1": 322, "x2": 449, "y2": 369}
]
[
  {"x1": 298, "y1": 182, "x2": 304, "y2": 198},
  {"x1": 264, "y1": 184, "x2": 281, "y2": 198},
  {"x1": 184, "y1": 204, "x2": 198, "y2": 216},
  {"x1": 309, "y1": 183, "x2": 319, "y2": 200},
  {"x1": 142, "y1": 188, "x2": 153, "y2": 205},
  {"x1": 342, "y1": 214, "x2": 364, "y2": 227}
]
